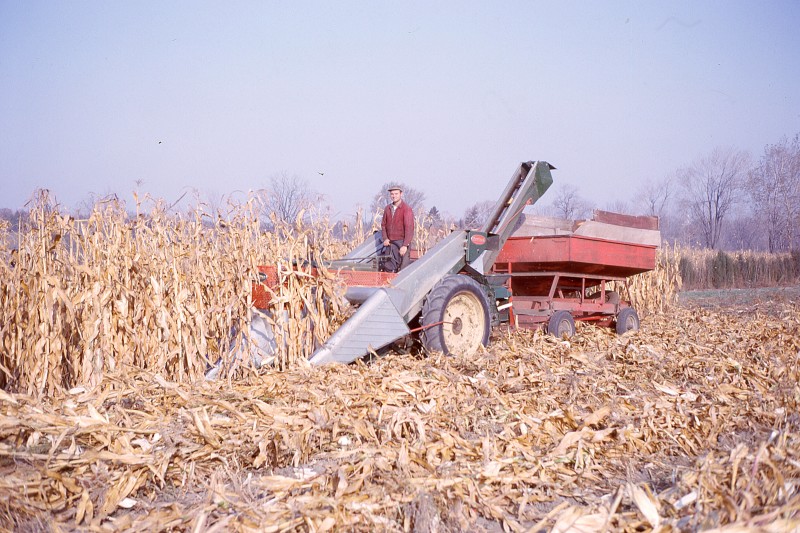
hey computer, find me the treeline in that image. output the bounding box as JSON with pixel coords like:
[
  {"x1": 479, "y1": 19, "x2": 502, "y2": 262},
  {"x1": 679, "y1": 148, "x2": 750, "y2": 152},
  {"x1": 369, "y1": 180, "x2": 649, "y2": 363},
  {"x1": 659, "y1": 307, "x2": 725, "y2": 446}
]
[
  {"x1": 0, "y1": 208, "x2": 29, "y2": 226},
  {"x1": 678, "y1": 248, "x2": 800, "y2": 290}
]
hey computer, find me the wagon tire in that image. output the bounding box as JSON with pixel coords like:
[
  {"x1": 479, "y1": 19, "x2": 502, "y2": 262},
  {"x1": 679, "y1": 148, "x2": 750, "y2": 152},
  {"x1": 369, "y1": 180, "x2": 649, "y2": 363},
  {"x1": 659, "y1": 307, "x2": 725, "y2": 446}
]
[
  {"x1": 548, "y1": 310, "x2": 575, "y2": 339},
  {"x1": 421, "y1": 275, "x2": 491, "y2": 356},
  {"x1": 615, "y1": 307, "x2": 640, "y2": 334}
]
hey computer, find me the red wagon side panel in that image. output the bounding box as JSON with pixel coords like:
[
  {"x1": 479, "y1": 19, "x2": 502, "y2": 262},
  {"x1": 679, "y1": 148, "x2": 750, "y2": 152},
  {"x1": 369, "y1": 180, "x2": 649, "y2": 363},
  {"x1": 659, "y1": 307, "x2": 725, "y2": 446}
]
[
  {"x1": 252, "y1": 266, "x2": 397, "y2": 309},
  {"x1": 495, "y1": 235, "x2": 657, "y2": 278},
  {"x1": 253, "y1": 265, "x2": 279, "y2": 309}
]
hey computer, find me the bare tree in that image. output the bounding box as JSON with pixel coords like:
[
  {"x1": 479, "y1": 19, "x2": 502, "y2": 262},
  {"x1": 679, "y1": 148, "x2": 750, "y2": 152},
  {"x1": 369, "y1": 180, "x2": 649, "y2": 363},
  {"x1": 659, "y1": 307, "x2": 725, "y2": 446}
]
[
  {"x1": 636, "y1": 175, "x2": 673, "y2": 218},
  {"x1": 460, "y1": 200, "x2": 495, "y2": 229},
  {"x1": 634, "y1": 174, "x2": 684, "y2": 244},
  {"x1": 548, "y1": 184, "x2": 592, "y2": 220},
  {"x1": 602, "y1": 199, "x2": 633, "y2": 215},
  {"x1": 369, "y1": 182, "x2": 426, "y2": 220},
  {"x1": 720, "y1": 211, "x2": 765, "y2": 251},
  {"x1": 73, "y1": 191, "x2": 122, "y2": 218},
  {"x1": 0, "y1": 208, "x2": 27, "y2": 227},
  {"x1": 203, "y1": 189, "x2": 227, "y2": 217},
  {"x1": 677, "y1": 147, "x2": 750, "y2": 249},
  {"x1": 73, "y1": 193, "x2": 99, "y2": 218},
  {"x1": 265, "y1": 173, "x2": 317, "y2": 225},
  {"x1": 749, "y1": 134, "x2": 800, "y2": 252}
]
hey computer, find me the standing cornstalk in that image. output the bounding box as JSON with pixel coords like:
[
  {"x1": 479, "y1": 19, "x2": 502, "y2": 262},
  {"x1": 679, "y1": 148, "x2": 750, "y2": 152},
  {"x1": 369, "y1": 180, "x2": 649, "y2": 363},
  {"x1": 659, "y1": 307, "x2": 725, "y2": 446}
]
[{"x1": 0, "y1": 193, "x2": 349, "y2": 396}]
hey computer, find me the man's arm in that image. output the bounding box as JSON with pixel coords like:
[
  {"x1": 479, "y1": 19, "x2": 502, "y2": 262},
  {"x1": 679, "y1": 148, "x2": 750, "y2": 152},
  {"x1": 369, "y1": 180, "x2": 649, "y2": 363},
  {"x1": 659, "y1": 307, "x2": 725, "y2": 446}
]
[
  {"x1": 381, "y1": 206, "x2": 390, "y2": 246},
  {"x1": 402, "y1": 205, "x2": 414, "y2": 248}
]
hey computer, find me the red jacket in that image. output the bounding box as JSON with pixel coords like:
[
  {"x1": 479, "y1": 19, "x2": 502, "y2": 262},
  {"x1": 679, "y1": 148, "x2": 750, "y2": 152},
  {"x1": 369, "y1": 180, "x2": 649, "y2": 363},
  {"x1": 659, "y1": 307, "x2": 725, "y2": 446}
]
[{"x1": 381, "y1": 201, "x2": 414, "y2": 247}]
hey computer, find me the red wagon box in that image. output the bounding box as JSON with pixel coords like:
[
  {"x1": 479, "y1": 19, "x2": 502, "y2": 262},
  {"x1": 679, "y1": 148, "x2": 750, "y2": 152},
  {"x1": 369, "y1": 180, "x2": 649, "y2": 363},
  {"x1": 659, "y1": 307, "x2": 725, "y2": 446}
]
[{"x1": 496, "y1": 234, "x2": 657, "y2": 279}]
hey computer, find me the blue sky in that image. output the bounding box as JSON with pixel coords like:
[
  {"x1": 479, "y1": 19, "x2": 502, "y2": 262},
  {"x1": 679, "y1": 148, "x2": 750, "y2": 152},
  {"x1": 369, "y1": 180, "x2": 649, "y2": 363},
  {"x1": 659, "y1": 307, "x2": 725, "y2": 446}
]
[{"x1": 1, "y1": 1, "x2": 798, "y2": 219}]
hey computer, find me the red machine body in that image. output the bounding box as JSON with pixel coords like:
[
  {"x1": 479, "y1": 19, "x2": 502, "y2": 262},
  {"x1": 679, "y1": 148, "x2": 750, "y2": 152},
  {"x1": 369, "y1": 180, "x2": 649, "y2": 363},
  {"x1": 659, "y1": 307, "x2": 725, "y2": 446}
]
[
  {"x1": 496, "y1": 234, "x2": 656, "y2": 277},
  {"x1": 490, "y1": 233, "x2": 658, "y2": 329},
  {"x1": 255, "y1": 230, "x2": 658, "y2": 333},
  {"x1": 253, "y1": 266, "x2": 399, "y2": 309},
  {"x1": 244, "y1": 163, "x2": 658, "y2": 365}
]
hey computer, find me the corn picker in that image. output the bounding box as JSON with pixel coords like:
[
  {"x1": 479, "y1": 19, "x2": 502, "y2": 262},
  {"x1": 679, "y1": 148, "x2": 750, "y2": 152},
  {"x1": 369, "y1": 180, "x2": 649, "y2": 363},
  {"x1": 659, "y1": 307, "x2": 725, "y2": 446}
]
[{"x1": 242, "y1": 160, "x2": 660, "y2": 367}]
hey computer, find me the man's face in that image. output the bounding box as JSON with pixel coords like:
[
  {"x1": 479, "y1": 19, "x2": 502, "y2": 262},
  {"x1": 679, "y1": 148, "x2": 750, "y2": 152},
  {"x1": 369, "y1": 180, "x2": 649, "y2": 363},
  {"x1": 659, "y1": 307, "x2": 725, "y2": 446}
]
[{"x1": 389, "y1": 190, "x2": 402, "y2": 204}]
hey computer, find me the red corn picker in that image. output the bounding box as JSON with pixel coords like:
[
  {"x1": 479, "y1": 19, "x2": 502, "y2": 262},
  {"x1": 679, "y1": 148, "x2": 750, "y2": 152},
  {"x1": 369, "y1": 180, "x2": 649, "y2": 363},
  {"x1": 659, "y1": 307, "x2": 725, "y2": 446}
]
[{"x1": 244, "y1": 161, "x2": 660, "y2": 366}]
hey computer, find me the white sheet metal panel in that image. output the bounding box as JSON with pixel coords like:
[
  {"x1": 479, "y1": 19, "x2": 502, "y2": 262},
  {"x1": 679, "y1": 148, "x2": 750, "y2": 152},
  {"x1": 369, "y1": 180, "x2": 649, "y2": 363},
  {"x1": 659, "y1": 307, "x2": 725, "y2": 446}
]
[{"x1": 308, "y1": 289, "x2": 410, "y2": 365}]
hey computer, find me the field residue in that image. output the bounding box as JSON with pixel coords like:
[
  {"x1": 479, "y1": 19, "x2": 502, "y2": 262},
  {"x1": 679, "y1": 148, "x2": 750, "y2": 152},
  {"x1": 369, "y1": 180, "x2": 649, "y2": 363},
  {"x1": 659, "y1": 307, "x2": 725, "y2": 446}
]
[{"x1": 2, "y1": 303, "x2": 798, "y2": 532}]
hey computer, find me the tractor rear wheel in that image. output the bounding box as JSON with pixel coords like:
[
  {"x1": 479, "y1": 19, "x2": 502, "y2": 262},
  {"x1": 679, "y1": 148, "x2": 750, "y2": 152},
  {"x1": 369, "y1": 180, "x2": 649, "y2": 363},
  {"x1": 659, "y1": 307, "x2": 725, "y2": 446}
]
[
  {"x1": 548, "y1": 310, "x2": 576, "y2": 339},
  {"x1": 615, "y1": 307, "x2": 640, "y2": 334},
  {"x1": 421, "y1": 275, "x2": 491, "y2": 356}
]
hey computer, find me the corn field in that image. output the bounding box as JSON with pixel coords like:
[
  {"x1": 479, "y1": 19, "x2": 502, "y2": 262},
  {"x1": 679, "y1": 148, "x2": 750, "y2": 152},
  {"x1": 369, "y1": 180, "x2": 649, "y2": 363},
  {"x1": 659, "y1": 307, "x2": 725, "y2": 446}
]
[
  {"x1": 623, "y1": 243, "x2": 683, "y2": 315},
  {"x1": 1, "y1": 198, "x2": 685, "y2": 395},
  {"x1": 0, "y1": 194, "x2": 357, "y2": 395},
  {"x1": 2, "y1": 199, "x2": 799, "y2": 531}
]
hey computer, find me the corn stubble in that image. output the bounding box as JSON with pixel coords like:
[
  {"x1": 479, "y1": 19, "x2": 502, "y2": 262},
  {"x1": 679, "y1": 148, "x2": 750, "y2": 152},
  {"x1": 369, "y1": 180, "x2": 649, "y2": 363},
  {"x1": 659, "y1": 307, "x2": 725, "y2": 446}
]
[{"x1": 1, "y1": 198, "x2": 799, "y2": 531}]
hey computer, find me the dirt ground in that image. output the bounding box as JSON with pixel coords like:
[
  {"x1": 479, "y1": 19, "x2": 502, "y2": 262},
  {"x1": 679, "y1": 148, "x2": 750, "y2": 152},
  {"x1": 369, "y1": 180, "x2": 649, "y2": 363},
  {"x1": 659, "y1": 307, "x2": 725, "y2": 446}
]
[{"x1": 1, "y1": 289, "x2": 799, "y2": 532}]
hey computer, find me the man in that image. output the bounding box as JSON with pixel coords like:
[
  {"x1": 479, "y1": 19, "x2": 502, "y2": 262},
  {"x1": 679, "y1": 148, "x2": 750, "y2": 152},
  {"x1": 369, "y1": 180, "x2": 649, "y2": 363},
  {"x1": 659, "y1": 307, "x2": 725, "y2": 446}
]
[{"x1": 380, "y1": 184, "x2": 414, "y2": 272}]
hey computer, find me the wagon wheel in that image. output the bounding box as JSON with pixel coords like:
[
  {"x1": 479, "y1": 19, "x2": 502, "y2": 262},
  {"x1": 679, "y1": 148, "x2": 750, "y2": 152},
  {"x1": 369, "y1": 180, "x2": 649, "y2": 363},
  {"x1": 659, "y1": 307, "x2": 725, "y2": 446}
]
[
  {"x1": 421, "y1": 275, "x2": 491, "y2": 356},
  {"x1": 547, "y1": 310, "x2": 576, "y2": 339},
  {"x1": 615, "y1": 307, "x2": 640, "y2": 334}
]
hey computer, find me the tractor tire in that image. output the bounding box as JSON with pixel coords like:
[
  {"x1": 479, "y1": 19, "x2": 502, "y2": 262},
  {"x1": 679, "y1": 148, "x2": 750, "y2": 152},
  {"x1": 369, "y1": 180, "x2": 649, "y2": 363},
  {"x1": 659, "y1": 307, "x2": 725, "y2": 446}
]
[
  {"x1": 615, "y1": 307, "x2": 640, "y2": 334},
  {"x1": 547, "y1": 310, "x2": 576, "y2": 339},
  {"x1": 421, "y1": 275, "x2": 491, "y2": 356}
]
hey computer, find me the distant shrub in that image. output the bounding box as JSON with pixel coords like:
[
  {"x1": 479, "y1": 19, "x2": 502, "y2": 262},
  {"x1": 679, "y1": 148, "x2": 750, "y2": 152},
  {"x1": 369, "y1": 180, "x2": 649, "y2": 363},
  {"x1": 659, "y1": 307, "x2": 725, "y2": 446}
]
[
  {"x1": 679, "y1": 256, "x2": 697, "y2": 288},
  {"x1": 711, "y1": 250, "x2": 735, "y2": 288},
  {"x1": 678, "y1": 248, "x2": 800, "y2": 290}
]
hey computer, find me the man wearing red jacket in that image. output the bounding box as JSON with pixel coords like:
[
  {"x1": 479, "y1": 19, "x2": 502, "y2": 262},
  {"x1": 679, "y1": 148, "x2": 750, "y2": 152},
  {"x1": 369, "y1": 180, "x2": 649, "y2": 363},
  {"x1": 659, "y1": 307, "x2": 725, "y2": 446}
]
[{"x1": 380, "y1": 184, "x2": 414, "y2": 272}]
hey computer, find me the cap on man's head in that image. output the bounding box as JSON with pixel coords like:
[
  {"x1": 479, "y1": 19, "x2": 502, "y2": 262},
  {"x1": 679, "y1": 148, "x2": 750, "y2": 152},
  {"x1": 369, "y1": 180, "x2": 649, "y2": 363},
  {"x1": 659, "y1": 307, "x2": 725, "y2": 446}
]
[{"x1": 387, "y1": 184, "x2": 403, "y2": 192}]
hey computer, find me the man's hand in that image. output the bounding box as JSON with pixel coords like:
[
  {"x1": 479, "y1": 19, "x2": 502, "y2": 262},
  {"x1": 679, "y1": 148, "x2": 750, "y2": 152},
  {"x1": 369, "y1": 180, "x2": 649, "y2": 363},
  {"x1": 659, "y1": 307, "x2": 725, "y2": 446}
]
[
  {"x1": 400, "y1": 245, "x2": 408, "y2": 256},
  {"x1": 383, "y1": 239, "x2": 390, "y2": 247}
]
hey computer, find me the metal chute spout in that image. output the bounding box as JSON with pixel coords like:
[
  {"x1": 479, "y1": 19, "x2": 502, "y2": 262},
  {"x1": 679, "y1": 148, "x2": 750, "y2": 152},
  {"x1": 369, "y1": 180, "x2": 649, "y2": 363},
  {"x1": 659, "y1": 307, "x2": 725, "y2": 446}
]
[
  {"x1": 471, "y1": 161, "x2": 554, "y2": 274},
  {"x1": 308, "y1": 288, "x2": 410, "y2": 365}
]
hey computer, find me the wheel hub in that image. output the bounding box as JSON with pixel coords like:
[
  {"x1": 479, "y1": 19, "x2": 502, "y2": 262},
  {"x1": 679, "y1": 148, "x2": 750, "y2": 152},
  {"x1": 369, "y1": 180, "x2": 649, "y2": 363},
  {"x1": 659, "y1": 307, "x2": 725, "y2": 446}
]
[{"x1": 442, "y1": 292, "x2": 486, "y2": 354}]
